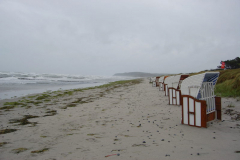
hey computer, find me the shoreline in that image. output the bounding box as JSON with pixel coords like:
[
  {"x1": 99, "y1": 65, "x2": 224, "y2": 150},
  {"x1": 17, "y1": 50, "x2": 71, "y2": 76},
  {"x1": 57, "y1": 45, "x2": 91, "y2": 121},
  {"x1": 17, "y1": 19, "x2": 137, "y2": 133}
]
[
  {"x1": 0, "y1": 72, "x2": 136, "y2": 100},
  {"x1": 0, "y1": 81, "x2": 112, "y2": 100},
  {"x1": 0, "y1": 78, "x2": 240, "y2": 160}
]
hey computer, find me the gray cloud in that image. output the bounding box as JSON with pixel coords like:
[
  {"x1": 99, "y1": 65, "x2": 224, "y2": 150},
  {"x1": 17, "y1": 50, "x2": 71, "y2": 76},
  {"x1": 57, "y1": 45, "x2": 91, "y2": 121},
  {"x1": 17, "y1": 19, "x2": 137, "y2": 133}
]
[{"x1": 0, "y1": 0, "x2": 239, "y2": 75}]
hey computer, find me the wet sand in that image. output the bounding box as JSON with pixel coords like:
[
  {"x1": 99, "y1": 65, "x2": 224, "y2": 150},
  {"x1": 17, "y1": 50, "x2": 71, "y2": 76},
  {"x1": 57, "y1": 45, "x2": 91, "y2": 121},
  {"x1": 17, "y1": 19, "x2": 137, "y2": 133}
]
[{"x1": 0, "y1": 78, "x2": 239, "y2": 160}]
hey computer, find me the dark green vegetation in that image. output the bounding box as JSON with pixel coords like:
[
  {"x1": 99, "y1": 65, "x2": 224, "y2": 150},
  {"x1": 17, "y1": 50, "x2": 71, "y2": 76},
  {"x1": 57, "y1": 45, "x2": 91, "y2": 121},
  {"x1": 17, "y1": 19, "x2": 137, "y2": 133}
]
[
  {"x1": 215, "y1": 68, "x2": 240, "y2": 97},
  {"x1": 217, "y1": 57, "x2": 240, "y2": 69}
]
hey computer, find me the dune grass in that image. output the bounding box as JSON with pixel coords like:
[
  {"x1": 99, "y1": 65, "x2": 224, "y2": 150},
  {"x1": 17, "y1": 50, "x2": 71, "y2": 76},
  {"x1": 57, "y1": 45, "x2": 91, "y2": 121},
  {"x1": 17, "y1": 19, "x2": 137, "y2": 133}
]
[{"x1": 215, "y1": 68, "x2": 240, "y2": 97}]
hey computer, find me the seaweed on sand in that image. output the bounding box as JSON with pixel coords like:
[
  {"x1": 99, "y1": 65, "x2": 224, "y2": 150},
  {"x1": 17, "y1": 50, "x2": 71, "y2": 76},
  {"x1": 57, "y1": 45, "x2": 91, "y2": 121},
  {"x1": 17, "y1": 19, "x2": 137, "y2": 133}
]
[
  {"x1": 0, "y1": 101, "x2": 25, "y2": 110},
  {"x1": 0, "y1": 142, "x2": 8, "y2": 147},
  {"x1": 35, "y1": 94, "x2": 50, "y2": 100},
  {"x1": 11, "y1": 148, "x2": 28, "y2": 154},
  {"x1": 72, "y1": 97, "x2": 89, "y2": 104},
  {"x1": 9, "y1": 115, "x2": 39, "y2": 125},
  {"x1": 31, "y1": 148, "x2": 49, "y2": 153},
  {"x1": 0, "y1": 129, "x2": 17, "y2": 134},
  {"x1": 43, "y1": 110, "x2": 57, "y2": 117},
  {"x1": 132, "y1": 144, "x2": 149, "y2": 147},
  {"x1": 66, "y1": 103, "x2": 77, "y2": 107}
]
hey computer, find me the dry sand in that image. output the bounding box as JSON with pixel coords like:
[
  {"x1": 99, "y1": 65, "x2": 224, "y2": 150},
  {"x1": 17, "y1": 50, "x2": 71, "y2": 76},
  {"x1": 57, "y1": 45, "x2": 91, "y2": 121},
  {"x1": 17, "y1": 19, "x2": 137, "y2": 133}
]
[{"x1": 0, "y1": 78, "x2": 239, "y2": 160}]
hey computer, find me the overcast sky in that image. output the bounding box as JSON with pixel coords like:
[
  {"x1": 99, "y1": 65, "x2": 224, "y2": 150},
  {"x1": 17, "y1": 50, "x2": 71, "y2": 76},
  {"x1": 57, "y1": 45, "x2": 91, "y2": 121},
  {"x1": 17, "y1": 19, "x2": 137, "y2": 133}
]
[{"x1": 0, "y1": 0, "x2": 239, "y2": 76}]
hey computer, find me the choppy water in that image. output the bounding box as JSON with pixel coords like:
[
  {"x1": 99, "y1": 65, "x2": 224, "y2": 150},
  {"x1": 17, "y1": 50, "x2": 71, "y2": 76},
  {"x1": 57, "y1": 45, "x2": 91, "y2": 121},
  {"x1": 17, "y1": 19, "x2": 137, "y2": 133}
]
[{"x1": 0, "y1": 72, "x2": 133, "y2": 100}]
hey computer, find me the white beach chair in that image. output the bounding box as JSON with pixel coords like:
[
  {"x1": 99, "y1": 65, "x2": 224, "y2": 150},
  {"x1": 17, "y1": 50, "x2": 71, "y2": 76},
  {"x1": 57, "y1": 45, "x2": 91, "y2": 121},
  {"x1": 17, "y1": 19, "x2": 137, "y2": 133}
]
[
  {"x1": 163, "y1": 76, "x2": 175, "y2": 96},
  {"x1": 180, "y1": 72, "x2": 221, "y2": 128},
  {"x1": 158, "y1": 76, "x2": 164, "y2": 91},
  {"x1": 168, "y1": 74, "x2": 189, "y2": 105},
  {"x1": 152, "y1": 77, "x2": 160, "y2": 87},
  {"x1": 159, "y1": 76, "x2": 169, "y2": 91}
]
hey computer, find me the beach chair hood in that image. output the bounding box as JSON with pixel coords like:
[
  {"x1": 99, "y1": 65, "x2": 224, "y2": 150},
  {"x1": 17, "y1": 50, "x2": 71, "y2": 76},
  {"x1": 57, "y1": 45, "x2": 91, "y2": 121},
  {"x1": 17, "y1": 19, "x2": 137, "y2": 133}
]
[{"x1": 181, "y1": 72, "x2": 219, "y2": 99}]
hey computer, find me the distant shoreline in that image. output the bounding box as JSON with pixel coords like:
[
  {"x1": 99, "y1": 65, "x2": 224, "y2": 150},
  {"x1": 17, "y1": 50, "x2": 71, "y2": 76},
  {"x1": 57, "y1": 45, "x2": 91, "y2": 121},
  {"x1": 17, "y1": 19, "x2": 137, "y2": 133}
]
[{"x1": 113, "y1": 72, "x2": 169, "y2": 77}]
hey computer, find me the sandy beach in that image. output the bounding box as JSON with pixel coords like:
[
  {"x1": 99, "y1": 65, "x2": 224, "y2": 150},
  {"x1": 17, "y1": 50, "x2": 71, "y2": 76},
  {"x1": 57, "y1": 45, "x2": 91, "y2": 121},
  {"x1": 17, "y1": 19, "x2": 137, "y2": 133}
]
[{"x1": 0, "y1": 78, "x2": 239, "y2": 160}]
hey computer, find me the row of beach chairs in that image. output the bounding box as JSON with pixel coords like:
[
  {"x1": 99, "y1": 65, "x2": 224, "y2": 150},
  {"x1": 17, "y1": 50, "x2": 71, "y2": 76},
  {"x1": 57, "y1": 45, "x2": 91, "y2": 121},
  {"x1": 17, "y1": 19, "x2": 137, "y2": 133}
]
[{"x1": 150, "y1": 72, "x2": 221, "y2": 128}]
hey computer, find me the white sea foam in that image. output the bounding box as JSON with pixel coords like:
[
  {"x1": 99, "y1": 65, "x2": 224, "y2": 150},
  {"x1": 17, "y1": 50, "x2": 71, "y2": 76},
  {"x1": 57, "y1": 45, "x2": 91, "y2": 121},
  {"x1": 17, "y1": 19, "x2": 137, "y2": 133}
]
[
  {"x1": 0, "y1": 72, "x2": 129, "y2": 84},
  {"x1": 0, "y1": 72, "x2": 134, "y2": 99}
]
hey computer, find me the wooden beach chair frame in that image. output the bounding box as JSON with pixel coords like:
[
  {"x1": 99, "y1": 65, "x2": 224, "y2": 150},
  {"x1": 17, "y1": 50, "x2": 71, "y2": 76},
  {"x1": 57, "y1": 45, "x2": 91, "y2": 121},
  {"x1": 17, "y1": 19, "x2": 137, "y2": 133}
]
[
  {"x1": 181, "y1": 95, "x2": 221, "y2": 128},
  {"x1": 168, "y1": 88, "x2": 182, "y2": 105}
]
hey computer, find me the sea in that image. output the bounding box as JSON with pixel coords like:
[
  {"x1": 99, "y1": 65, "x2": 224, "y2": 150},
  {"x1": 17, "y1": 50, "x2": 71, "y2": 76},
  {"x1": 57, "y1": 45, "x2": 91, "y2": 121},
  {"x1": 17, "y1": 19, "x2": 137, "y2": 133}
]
[{"x1": 0, "y1": 72, "x2": 135, "y2": 100}]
